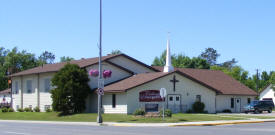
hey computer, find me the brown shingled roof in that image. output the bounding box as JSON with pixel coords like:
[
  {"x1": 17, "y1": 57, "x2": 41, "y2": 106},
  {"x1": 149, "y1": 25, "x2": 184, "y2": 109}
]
[
  {"x1": 104, "y1": 72, "x2": 171, "y2": 92},
  {"x1": 10, "y1": 54, "x2": 119, "y2": 77},
  {"x1": 0, "y1": 88, "x2": 11, "y2": 95},
  {"x1": 10, "y1": 54, "x2": 157, "y2": 77},
  {"x1": 104, "y1": 66, "x2": 257, "y2": 96}
]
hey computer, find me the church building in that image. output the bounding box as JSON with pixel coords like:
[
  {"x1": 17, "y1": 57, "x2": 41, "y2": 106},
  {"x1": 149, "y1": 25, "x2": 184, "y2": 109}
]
[{"x1": 10, "y1": 39, "x2": 257, "y2": 114}]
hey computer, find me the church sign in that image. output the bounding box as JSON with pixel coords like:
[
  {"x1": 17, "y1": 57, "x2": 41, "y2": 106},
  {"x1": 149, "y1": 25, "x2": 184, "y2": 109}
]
[{"x1": 139, "y1": 90, "x2": 164, "y2": 102}]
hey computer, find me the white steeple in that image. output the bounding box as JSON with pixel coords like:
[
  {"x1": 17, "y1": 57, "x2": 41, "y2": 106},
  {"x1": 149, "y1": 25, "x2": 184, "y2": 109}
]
[{"x1": 163, "y1": 34, "x2": 174, "y2": 72}]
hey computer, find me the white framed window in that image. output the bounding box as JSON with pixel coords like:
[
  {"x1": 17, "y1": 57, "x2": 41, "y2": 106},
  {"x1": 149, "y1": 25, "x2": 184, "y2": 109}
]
[
  {"x1": 16, "y1": 105, "x2": 19, "y2": 110},
  {"x1": 44, "y1": 78, "x2": 51, "y2": 92},
  {"x1": 196, "y1": 95, "x2": 201, "y2": 102},
  {"x1": 44, "y1": 105, "x2": 51, "y2": 110},
  {"x1": 15, "y1": 81, "x2": 19, "y2": 94},
  {"x1": 29, "y1": 105, "x2": 32, "y2": 109},
  {"x1": 26, "y1": 80, "x2": 32, "y2": 93}
]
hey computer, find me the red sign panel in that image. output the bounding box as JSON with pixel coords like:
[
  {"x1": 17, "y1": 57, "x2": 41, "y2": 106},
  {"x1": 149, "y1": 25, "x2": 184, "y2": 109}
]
[{"x1": 139, "y1": 90, "x2": 164, "y2": 102}]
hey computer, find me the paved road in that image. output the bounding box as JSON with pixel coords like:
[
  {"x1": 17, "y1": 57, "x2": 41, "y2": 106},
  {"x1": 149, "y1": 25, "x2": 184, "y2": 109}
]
[
  {"x1": 218, "y1": 111, "x2": 275, "y2": 116},
  {"x1": 0, "y1": 121, "x2": 275, "y2": 135}
]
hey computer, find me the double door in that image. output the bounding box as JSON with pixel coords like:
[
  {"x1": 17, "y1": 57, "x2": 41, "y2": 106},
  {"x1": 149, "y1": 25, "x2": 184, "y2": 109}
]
[{"x1": 168, "y1": 95, "x2": 181, "y2": 113}]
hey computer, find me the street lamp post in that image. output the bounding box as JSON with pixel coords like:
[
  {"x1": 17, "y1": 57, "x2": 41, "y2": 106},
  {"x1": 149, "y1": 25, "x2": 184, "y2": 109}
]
[{"x1": 97, "y1": 0, "x2": 103, "y2": 124}]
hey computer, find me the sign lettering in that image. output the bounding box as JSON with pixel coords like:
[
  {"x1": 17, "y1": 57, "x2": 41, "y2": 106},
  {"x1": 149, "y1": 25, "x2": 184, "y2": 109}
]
[{"x1": 139, "y1": 90, "x2": 164, "y2": 102}]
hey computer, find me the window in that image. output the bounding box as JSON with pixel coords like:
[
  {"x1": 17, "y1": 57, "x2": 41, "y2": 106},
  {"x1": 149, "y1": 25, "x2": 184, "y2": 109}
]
[
  {"x1": 15, "y1": 81, "x2": 19, "y2": 94},
  {"x1": 196, "y1": 95, "x2": 201, "y2": 102},
  {"x1": 231, "y1": 98, "x2": 234, "y2": 108},
  {"x1": 176, "y1": 96, "x2": 180, "y2": 101},
  {"x1": 29, "y1": 105, "x2": 32, "y2": 109},
  {"x1": 247, "y1": 98, "x2": 251, "y2": 104},
  {"x1": 169, "y1": 97, "x2": 173, "y2": 101},
  {"x1": 44, "y1": 105, "x2": 51, "y2": 111},
  {"x1": 26, "y1": 80, "x2": 32, "y2": 93},
  {"x1": 16, "y1": 105, "x2": 19, "y2": 111},
  {"x1": 44, "y1": 78, "x2": 51, "y2": 92},
  {"x1": 112, "y1": 94, "x2": 116, "y2": 108}
]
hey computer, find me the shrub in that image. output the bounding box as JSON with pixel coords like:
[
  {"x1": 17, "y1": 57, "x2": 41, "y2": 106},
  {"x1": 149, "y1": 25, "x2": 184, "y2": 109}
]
[
  {"x1": 46, "y1": 108, "x2": 52, "y2": 112},
  {"x1": 1, "y1": 107, "x2": 8, "y2": 113},
  {"x1": 133, "y1": 108, "x2": 145, "y2": 116},
  {"x1": 222, "y1": 109, "x2": 232, "y2": 113},
  {"x1": 192, "y1": 101, "x2": 205, "y2": 113},
  {"x1": 8, "y1": 108, "x2": 14, "y2": 112},
  {"x1": 51, "y1": 63, "x2": 91, "y2": 115},
  {"x1": 164, "y1": 109, "x2": 172, "y2": 117},
  {"x1": 33, "y1": 107, "x2": 40, "y2": 112},
  {"x1": 17, "y1": 108, "x2": 24, "y2": 112},
  {"x1": 24, "y1": 107, "x2": 33, "y2": 112},
  {"x1": 186, "y1": 109, "x2": 193, "y2": 113}
]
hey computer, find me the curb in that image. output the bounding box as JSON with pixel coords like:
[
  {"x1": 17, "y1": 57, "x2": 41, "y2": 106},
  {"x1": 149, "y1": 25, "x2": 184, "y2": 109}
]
[
  {"x1": 1, "y1": 119, "x2": 275, "y2": 127},
  {"x1": 107, "y1": 119, "x2": 275, "y2": 127},
  {"x1": 170, "y1": 121, "x2": 264, "y2": 127}
]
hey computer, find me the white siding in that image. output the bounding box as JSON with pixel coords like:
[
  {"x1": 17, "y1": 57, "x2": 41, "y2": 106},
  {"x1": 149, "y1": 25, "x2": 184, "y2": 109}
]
[
  {"x1": 216, "y1": 95, "x2": 256, "y2": 113},
  {"x1": 22, "y1": 75, "x2": 38, "y2": 109},
  {"x1": 126, "y1": 73, "x2": 217, "y2": 114},
  {"x1": 109, "y1": 56, "x2": 155, "y2": 74},
  {"x1": 102, "y1": 93, "x2": 127, "y2": 114},
  {"x1": 85, "y1": 93, "x2": 98, "y2": 113},
  {"x1": 86, "y1": 62, "x2": 132, "y2": 89},
  {"x1": 260, "y1": 85, "x2": 275, "y2": 104},
  {"x1": 39, "y1": 73, "x2": 55, "y2": 111},
  {"x1": 11, "y1": 73, "x2": 55, "y2": 112},
  {"x1": 11, "y1": 77, "x2": 21, "y2": 110}
]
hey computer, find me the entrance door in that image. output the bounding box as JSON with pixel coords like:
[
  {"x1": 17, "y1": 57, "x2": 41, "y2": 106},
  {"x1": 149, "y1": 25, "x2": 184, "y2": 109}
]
[
  {"x1": 235, "y1": 98, "x2": 241, "y2": 113},
  {"x1": 168, "y1": 95, "x2": 181, "y2": 113}
]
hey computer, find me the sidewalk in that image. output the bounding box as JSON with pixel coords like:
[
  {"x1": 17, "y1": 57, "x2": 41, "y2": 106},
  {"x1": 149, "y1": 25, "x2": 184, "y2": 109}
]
[{"x1": 1, "y1": 119, "x2": 275, "y2": 127}]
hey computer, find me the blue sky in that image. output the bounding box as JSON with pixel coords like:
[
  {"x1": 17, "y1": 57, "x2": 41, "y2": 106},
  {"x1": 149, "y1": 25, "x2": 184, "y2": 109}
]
[{"x1": 0, "y1": 0, "x2": 274, "y2": 75}]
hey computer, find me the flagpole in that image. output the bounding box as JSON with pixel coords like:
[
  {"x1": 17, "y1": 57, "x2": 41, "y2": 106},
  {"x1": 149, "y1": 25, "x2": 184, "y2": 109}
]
[{"x1": 97, "y1": 0, "x2": 103, "y2": 124}]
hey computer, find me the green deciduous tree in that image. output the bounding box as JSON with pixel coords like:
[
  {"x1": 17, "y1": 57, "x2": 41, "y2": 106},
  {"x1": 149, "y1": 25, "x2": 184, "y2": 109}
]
[
  {"x1": 270, "y1": 72, "x2": 275, "y2": 91},
  {"x1": 199, "y1": 47, "x2": 220, "y2": 65},
  {"x1": 152, "y1": 50, "x2": 210, "y2": 69},
  {"x1": 60, "y1": 56, "x2": 74, "y2": 62},
  {"x1": 2, "y1": 47, "x2": 37, "y2": 90},
  {"x1": 111, "y1": 50, "x2": 122, "y2": 55},
  {"x1": 38, "y1": 51, "x2": 55, "y2": 65},
  {"x1": 51, "y1": 63, "x2": 91, "y2": 114},
  {"x1": 210, "y1": 65, "x2": 256, "y2": 90}
]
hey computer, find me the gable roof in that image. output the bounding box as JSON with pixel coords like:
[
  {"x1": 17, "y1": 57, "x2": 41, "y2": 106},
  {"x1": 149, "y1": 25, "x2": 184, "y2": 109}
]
[
  {"x1": 104, "y1": 66, "x2": 258, "y2": 96},
  {"x1": 260, "y1": 84, "x2": 273, "y2": 93},
  {"x1": 104, "y1": 72, "x2": 172, "y2": 92},
  {"x1": 10, "y1": 54, "x2": 157, "y2": 77},
  {"x1": 0, "y1": 88, "x2": 11, "y2": 95}
]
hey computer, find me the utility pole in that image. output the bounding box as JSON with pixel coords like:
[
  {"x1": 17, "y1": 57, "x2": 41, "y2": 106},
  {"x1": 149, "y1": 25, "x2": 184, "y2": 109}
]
[{"x1": 97, "y1": 0, "x2": 103, "y2": 124}]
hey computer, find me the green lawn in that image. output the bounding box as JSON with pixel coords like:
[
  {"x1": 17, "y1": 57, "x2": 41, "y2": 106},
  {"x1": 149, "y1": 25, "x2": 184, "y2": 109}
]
[{"x1": 1, "y1": 112, "x2": 274, "y2": 123}]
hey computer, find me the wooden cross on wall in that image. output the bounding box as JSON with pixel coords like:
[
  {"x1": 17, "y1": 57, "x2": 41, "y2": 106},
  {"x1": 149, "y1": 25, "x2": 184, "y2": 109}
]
[{"x1": 170, "y1": 75, "x2": 179, "y2": 92}]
